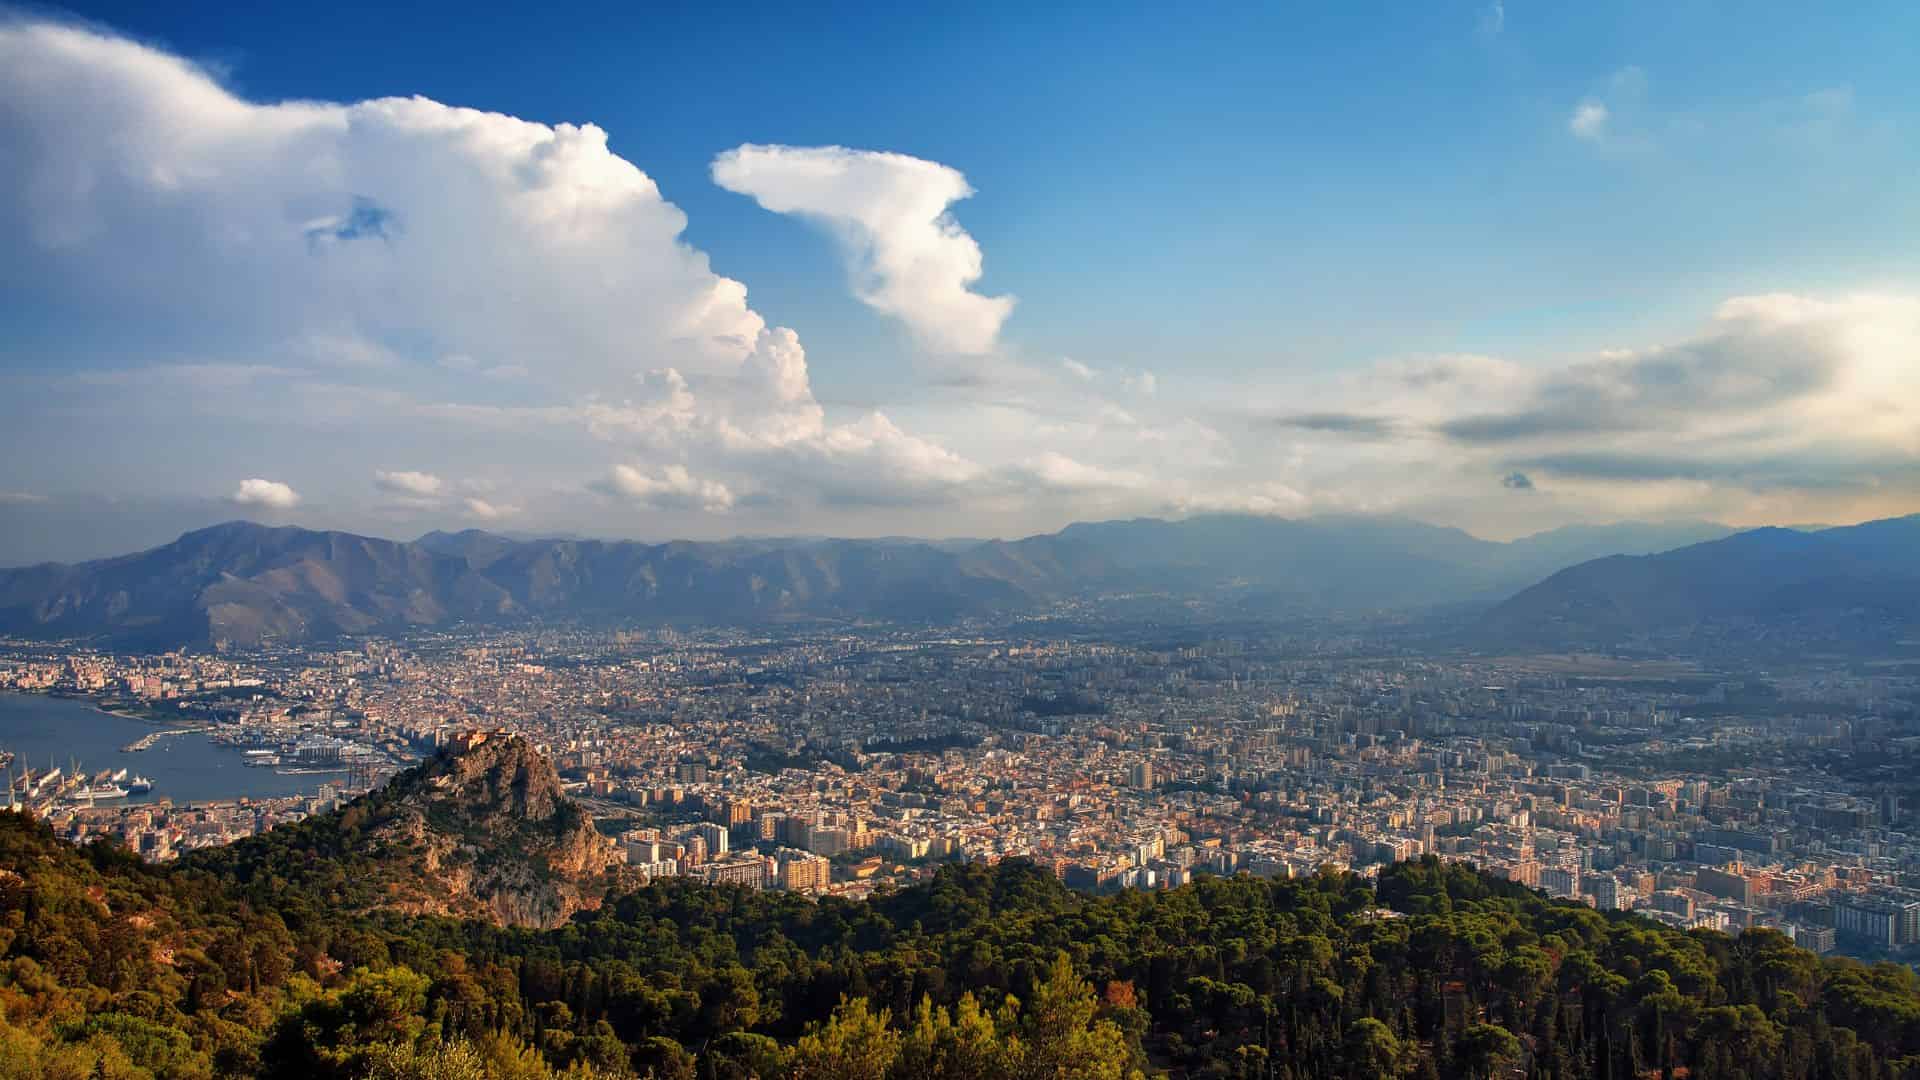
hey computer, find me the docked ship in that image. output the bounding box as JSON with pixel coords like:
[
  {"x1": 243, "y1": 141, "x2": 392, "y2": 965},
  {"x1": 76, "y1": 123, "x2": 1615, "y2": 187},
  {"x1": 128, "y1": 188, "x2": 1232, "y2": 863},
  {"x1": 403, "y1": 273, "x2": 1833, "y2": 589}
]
[{"x1": 127, "y1": 776, "x2": 153, "y2": 794}]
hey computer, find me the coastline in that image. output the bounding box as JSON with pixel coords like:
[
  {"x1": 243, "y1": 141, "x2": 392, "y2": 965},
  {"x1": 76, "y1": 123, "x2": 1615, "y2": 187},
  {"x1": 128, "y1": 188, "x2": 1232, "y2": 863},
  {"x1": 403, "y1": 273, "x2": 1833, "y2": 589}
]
[
  {"x1": 0, "y1": 692, "x2": 322, "y2": 804},
  {"x1": 94, "y1": 704, "x2": 208, "y2": 731},
  {"x1": 30, "y1": 690, "x2": 204, "y2": 730}
]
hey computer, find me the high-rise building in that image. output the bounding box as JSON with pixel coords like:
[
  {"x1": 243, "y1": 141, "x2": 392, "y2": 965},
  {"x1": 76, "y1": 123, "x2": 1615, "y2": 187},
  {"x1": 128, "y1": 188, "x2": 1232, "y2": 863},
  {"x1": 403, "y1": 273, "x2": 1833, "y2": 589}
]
[
  {"x1": 1540, "y1": 867, "x2": 1578, "y2": 898},
  {"x1": 721, "y1": 798, "x2": 755, "y2": 828},
  {"x1": 806, "y1": 826, "x2": 850, "y2": 857},
  {"x1": 700, "y1": 857, "x2": 768, "y2": 890},
  {"x1": 1129, "y1": 761, "x2": 1154, "y2": 790},
  {"x1": 757, "y1": 812, "x2": 785, "y2": 842},
  {"x1": 1590, "y1": 877, "x2": 1631, "y2": 911},
  {"x1": 1834, "y1": 897, "x2": 1920, "y2": 947},
  {"x1": 778, "y1": 851, "x2": 831, "y2": 892},
  {"x1": 1694, "y1": 864, "x2": 1754, "y2": 905}
]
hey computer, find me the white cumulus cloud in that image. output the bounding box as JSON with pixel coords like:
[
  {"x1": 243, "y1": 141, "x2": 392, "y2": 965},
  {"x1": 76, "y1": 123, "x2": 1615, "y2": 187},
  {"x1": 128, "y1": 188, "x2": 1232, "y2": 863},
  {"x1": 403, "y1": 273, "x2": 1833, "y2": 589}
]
[
  {"x1": 461, "y1": 496, "x2": 511, "y2": 520},
  {"x1": 602, "y1": 464, "x2": 736, "y2": 512},
  {"x1": 1569, "y1": 100, "x2": 1609, "y2": 140},
  {"x1": 373, "y1": 469, "x2": 443, "y2": 497},
  {"x1": 712, "y1": 144, "x2": 1014, "y2": 355},
  {"x1": 1021, "y1": 452, "x2": 1148, "y2": 493},
  {"x1": 231, "y1": 478, "x2": 300, "y2": 509},
  {"x1": 0, "y1": 20, "x2": 1022, "y2": 528}
]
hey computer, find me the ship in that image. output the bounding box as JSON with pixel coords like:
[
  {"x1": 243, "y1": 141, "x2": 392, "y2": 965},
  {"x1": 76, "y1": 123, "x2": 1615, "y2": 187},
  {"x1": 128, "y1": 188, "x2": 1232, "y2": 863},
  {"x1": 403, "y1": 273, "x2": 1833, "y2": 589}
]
[
  {"x1": 78, "y1": 783, "x2": 129, "y2": 801},
  {"x1": 127, "y1": 776, "x2": 153, "y2": 794}
]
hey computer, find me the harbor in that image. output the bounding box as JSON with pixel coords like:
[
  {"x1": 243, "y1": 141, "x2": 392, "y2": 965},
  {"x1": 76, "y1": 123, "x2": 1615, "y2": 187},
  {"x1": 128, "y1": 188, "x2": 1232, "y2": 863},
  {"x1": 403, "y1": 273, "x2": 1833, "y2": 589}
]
[{"x1": 0, "y1": 693, "x2": 327, "y2": 806}]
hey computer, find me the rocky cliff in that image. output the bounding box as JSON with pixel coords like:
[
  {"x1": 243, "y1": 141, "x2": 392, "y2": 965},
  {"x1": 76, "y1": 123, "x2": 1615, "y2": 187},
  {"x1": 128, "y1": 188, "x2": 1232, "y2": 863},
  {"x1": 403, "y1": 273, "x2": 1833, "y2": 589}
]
[{"x1": 197, "y1": 733, "x2": 632, "y2": 929}]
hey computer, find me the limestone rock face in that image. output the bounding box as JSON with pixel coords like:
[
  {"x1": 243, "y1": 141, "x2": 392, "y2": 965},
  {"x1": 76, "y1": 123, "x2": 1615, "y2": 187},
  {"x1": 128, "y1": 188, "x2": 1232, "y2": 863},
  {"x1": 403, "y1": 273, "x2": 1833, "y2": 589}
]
[{"x1": 363, "y1": 734, "x2": 630, "y2": 928}]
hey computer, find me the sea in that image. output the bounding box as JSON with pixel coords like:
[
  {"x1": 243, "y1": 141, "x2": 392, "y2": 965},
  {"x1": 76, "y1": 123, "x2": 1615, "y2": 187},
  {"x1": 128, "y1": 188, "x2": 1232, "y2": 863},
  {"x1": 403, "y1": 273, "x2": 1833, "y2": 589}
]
[{"x1": 0, "y1": 692, "x2": 324, "y2": 805}]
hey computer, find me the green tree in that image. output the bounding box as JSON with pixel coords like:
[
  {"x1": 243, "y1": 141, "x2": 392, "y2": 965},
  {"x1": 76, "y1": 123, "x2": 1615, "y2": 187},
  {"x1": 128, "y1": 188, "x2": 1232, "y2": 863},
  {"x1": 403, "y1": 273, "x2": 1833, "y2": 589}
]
[
  {"x1": 360, "y1": 1040, "x2": 491, "y2": 1080},
  {"x1": 1013, "y1": 952, "x2": 1139, "y2": 1080},
  {"x1": 1454, "y1": 1023, "x2": 1521, "y2": 1080},
  {"x1": 894, "y1": 992, "x2": 1018, "y2": 1080},
  {"x1": 788, "y1": 997, "x2": 900, "y2": 1080},
  {"x1": 1344, "y1": 1017, "x2": 1403, "y2": 1079}
]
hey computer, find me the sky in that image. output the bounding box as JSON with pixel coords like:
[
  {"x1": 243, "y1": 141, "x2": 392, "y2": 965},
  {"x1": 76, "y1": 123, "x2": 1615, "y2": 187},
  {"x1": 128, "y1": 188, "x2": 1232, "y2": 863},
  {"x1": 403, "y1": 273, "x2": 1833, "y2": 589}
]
[{"x1": 3, "y1": 1, "x2": 1919, "y2": 563}]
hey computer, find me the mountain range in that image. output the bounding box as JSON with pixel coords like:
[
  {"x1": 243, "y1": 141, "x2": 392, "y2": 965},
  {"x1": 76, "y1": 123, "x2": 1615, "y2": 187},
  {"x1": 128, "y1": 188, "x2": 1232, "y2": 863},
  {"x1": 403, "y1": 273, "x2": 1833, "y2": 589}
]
[
  {"x1": 7, "y1": 512, "x2": 1916, "y2": 654},
  {"x1": 0, "y1": 515, "x2": 1747, "y2": 649},
  {"x1": 1484, "y1": 513, "x2": 1920, "y2": 652}
]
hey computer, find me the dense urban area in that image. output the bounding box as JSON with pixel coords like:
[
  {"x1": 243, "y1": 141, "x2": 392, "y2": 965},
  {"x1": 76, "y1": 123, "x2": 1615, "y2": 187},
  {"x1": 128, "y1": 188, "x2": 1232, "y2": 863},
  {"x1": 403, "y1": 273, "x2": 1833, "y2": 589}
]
[{"x1": 7, "y1": 616, "x2": 1919, "y2": 966}]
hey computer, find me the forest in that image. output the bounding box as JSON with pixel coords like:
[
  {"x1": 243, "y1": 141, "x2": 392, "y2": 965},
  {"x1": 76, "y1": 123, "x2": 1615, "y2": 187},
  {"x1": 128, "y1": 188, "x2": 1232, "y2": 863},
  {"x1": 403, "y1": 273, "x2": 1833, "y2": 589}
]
[{"x1": 3, "y1": 810, "x2": 1920, "y2": 1079}]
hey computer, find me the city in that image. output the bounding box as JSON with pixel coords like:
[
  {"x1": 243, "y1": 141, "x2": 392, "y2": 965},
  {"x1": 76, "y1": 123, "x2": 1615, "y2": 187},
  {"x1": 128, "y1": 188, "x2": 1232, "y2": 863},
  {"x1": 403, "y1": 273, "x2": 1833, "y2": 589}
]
[
  {"x1": 5, "y1": 2, "x2": 1920, "y2": 1075},
  {"x1": 8, "y1": 615, "x2": 1916, "y2": 963}
]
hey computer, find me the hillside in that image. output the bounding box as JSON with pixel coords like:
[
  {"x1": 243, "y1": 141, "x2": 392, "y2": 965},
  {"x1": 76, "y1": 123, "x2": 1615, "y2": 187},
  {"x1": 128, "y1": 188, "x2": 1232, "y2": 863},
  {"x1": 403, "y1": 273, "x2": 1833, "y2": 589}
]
[
  {"x1": 1483, "y1": 514, "x2": 1920, "y2": 652},
  {"x1": 4, "y1": 803, "x2": 1919, "y2": 1079},
  {"x1": 0, "y1": 515, "x2": 1733, "y2": 649},
  {"x1": 192, "y1": 733, "x2": 630, "y2": 928}
]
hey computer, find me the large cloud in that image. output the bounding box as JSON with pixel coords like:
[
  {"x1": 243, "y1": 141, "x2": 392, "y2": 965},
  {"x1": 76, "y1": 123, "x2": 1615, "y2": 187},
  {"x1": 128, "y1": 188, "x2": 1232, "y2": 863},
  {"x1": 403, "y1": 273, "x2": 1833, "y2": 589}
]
[
  {"x1": 0, "y1": 21, "x2": 771, "y2": 390},
  {"x1": 0, "y1": 19, "x2": 989, "y2": 530},
  {"x1": 712, "y1": 145, "x2": 1014, "y2": 355}
]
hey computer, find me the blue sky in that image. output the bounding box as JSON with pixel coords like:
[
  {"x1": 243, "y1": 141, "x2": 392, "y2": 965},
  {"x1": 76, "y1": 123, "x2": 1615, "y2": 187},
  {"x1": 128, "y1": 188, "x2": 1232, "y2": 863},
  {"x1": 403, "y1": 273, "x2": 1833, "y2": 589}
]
[{"x1": 2, "y1": 2, "x2": 1919, "y2": 560}]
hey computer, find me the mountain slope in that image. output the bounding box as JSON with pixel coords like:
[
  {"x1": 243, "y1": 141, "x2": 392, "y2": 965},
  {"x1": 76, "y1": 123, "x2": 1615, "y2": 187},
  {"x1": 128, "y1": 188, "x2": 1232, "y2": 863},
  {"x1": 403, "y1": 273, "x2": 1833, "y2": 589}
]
[
  {"x1": 0, "y1": 515, "x2": 1744, "y2": 648},
  {"x1": 1482, "y1": 515, "x2": 1920, "y2": 650},
  {"x1": 193, "y1": 732, "x2": 629, "y2": 927},
  {"x1": 0, "y1": 523, "x2": 1027, "y2": 646},
  {"x1": 1500, "y1": 519, "x2": 1735, "y2": 570},
  {"x1": 982, "y1": 514, "x2": 1735, "y2": 610},
  {"x1": 0, "y1": 521, "x2": 514, "y2": 649}
]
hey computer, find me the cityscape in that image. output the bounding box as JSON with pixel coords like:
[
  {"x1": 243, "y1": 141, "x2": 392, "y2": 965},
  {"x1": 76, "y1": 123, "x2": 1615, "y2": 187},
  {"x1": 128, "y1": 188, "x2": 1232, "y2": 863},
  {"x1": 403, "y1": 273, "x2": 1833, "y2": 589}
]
[
  {"x1": 5, "y1": 1, "x2": 1920, "y2": 1076},
  {"x1": 7, "y1": 609, "x2": 1917, "y2": 963}
]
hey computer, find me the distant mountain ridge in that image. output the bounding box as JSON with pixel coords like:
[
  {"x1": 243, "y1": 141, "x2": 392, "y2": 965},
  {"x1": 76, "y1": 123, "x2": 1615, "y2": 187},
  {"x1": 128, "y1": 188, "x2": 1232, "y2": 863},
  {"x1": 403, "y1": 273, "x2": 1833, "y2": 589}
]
[
  {"x1": 0, "y1": 514, "x2": 1737, "y2": 649},
  {"x1": 1482, "y1": 514, "x2": 1920, "y2": 652}
]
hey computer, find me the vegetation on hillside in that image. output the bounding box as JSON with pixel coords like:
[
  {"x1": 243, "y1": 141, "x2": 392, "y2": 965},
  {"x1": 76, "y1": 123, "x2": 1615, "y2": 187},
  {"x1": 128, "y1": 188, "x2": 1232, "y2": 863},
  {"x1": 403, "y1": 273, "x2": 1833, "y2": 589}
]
[{"x1": 3, "y1": 812, "x2": 1920, "y2": 1078}]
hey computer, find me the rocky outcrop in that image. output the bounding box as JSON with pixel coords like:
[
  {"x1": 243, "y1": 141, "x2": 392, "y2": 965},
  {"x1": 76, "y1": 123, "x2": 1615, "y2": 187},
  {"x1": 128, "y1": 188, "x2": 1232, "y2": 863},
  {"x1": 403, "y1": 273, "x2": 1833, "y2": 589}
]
[
  {"x1": 362, "y1": 733, "x2": 631, "y2": 928},
  {"x1": 192, "y1": 731, "x2": 637, "y2": 928}
]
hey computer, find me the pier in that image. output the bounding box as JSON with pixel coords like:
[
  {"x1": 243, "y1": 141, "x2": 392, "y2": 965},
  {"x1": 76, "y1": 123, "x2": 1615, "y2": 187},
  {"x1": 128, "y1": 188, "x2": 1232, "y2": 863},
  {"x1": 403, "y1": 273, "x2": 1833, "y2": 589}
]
[{"x1": 122, "y1": 728, "x2": 198, "y2": 753}]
